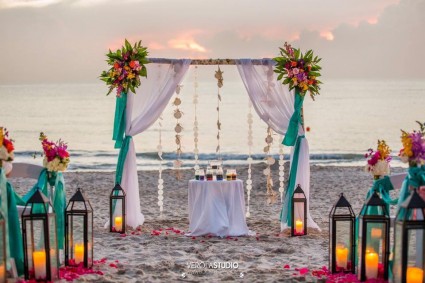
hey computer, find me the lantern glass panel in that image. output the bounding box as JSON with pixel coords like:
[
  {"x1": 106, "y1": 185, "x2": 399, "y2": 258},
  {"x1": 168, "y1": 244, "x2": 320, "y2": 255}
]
[
  {"x1": 334, "y1": 220, "x2": 352, "y2": 271},
  {"x1": 87, "y1": 211, "x2": 93, "y2": 266},
  {"x1": 67, "y1": 214, "x2": 85, "y2": 265},
  {"x1": 293, "y1": 191, "x2": 306, "y2": 235},
  {"x1": 393, "y1": 223, "x2": 403, "y2": 281},
  {"x1": 24, "y1": 219, "x2": 46, "y2": 278},
  {"x1": 406, "y1": 228, "x2": 425, "y2": 278},
  {"x1": 48, "y1": 215, "x2": 58, "y2": 280},
  {"x1": 112, "y1": 200, "x2": 124, "y2": 232}
]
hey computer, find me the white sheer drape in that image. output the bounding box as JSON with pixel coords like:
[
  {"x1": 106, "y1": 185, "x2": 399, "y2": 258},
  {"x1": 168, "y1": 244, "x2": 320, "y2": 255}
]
[
  {"x1": 236, "y1": 59, "x2": 320, "y2": 231},
  {"x1": 121, "y1": 59, "x2": 191, "y2": 228}
]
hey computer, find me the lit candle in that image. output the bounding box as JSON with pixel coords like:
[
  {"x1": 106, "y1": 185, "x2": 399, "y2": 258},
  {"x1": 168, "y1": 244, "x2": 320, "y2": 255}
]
[
  {"x1": 365, "y1": 251, "x2": 379, "y2": 279},
  {"x1": 295, "y1": 219, "x2": 303, "y2": 234},
  {"x1": 371, "y1": 228, "x2": 382, "y2": 238},
  {"x1": 0, "y1": 263, "x2": 5, "y2": 281},
  {"x1": 407, "y1": 267, "x2": 423, "y2": 283},
  {"x1": 74, "y1": 243, "x2": 84, "y2": 264},
  {"x1": 114, "y1": 216, "x2": 123, "y2": 231},
  {"x1": 336, "y1": 244, "x2": 348, "y2": 269},
  {"x1": 33, "y1": 250, "x2": 46, "y2": 280}
]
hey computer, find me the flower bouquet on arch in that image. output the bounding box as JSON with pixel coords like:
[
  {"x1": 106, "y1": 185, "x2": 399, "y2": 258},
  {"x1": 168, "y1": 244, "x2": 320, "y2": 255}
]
[
  {"x1": 274, "y1": 42, "x2": 322, "y2": 100},
  {"x1": 100, "y1": 39, "x2": 149, "y2": 97},
  {"x1": 0, "y1": 127, "x2": 14, "y2": 176},
  {"x1": 364, "y1": 140, "x2": 392, "y2": 180},
  {"x1": 39, "y1": 132, "x2": 70, "y2": 185}
]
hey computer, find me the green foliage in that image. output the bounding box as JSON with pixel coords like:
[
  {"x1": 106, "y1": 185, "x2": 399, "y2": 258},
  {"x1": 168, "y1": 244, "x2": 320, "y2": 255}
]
[
  {"x1": 273, "y1": 42, "x2": 323, "y2": 100},
  {"x1": 100, "y1": 39, "x2": 149, "y2": 96}
]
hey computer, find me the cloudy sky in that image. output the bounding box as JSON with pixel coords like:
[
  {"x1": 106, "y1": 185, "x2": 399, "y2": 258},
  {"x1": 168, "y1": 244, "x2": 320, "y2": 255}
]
[{"x1": 0, "y1": 0, "x2": 423, "y2": 84}]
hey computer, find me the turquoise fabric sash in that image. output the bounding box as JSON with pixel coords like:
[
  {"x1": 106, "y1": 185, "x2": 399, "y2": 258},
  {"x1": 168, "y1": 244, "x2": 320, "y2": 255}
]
[
  {"x1": 115, "y1": 135, "x2": 132, "y2": 185},
  {"x1": 112, "y1": 93, "x2": 127, "y2": 149},
  {"x1": 279, "y1": 135, "x2": 305, "y2": 225},
  {"x1": 113, "y1": 136, "x2": 131, "y2": 213},
  {"x1": 397, "y1": 165, "x2": 425, "y2": 215},
  {"x1": 282, "y1": 89, "x2": 304, "y2": 146},
  {"x1": 0, "y1": 168, "x2": 24, "y2": 275},
  {"x1": 364, "y1": 176, "x2": 398, "y2": 215}
]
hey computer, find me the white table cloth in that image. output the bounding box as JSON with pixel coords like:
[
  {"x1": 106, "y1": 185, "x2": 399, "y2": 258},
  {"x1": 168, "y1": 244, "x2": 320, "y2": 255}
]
[{"x1": 187, "y1": 179, "x2": 249, "y2": 237}]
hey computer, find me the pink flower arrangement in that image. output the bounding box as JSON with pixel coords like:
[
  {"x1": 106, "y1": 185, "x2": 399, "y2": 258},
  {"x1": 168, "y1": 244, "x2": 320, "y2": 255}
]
[
  {"x1": 39, "y1": 132, "x2": 70, "y2": 172},
  {"x1": 365, "y1": 140, "x2": 391, "y2": 177}
]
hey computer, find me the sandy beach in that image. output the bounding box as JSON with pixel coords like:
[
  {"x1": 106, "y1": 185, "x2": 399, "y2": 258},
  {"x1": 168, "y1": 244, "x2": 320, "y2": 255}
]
[{"x1": 10, "y1": 163, "x2": 405, "y2": 282}]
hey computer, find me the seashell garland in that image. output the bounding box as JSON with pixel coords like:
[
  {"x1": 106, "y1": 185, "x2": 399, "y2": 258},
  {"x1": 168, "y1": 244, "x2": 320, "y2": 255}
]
[
  {"x1": 193, "y1": 66, "x2": 200, "y2": 170},
  {"x1": 173, "y1": 84, "x2": 183, "y2": 179},
  {"x1": 246, "y1": 101, "x2": 253, "y2": 217},
  {"x1": 157, "y1": 115, "x2": 164, "y2": 216},
  {"x1": 215, "y1": 66, "x2": 223, "y2": 158},
  {"x1": 264, "y1": 126, "x2": 277, "y2": 205}
]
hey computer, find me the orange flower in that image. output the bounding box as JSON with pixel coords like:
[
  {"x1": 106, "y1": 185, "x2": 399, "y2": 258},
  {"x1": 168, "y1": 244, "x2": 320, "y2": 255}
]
[
  {"x1": 291, "y1": 61, "x2": 297, "y2": 67},
  {"x1": 114, "y1": 62, "x2": 120, "y2": 69},
  {"x1": 129, "y1": 61, "x2": 136, "y2": 68}
]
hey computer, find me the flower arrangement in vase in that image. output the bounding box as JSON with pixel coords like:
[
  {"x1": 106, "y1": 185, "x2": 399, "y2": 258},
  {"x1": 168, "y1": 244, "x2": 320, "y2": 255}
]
[
  {"x1": 274, "y1": 42, "x2": 322, "y2": 99},
  {"x1": 100, "y1": 39, "x2": 149, "y2": 97},
  {"x1": 39, "y1": 132, "x2": 70, "y2": 172},
  {"x1": 399, "y1": 121, "x2": 425, "y2": 167},
  {"x1": 0, "y1": 127, "x2": 14, "y2": 171},
  {"x1": 365, "y1": 140, "x2": 392, "y2": 179}
]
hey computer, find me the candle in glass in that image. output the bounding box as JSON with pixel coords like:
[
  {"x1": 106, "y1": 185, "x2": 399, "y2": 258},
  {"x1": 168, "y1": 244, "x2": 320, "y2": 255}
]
[
  {"x1": 336, "y1": 244, "x2": 348, "y2": 269},
  {"x1": 365, "y1": 251, "x2": 379, "y2": 279},
  {"x1": 407, "y1": 267, "x2": 423, "y2": 283},
  {"x1": 74, "y1": 243, "x2": 84, "y2": 264},
  {"x1": 295, "y1": 219, "x2": 303, "y2": 234},
  {"x1": 114, "y1": 216, "x2": 123, "y2": 231},
  {"x1": 33, "y1": 250, "x2": 46, "y2": 280}
]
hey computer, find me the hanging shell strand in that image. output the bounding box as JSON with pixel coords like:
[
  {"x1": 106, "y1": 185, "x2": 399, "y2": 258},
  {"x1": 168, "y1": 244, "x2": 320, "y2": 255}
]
[
  {"x1": 193, "y1": 66, "x2": 200, "y2": 171},
  {"x1": 157, "y1": 115, "x2": 164, "y2": 216},
  {"x1": 264, "y1": 126, "x2": 277, "y2": 204},
  {"x1": 215, "y1": 66, "x2": 223, "y2": 158},
  {"x1": 173, "y1": 84, "x2": 183, "y2": 180},
  {"x1": 246, "y1": 101, "x2": 253, "y2": 217},
  {"x1": 278, "y1": 136, "x2": 285, "y2": 203}
]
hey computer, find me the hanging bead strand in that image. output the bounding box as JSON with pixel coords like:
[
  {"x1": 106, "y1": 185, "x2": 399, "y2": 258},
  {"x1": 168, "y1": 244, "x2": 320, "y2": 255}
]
[
  {"x1": 264, "y1": 126, "x2": 277, "y2": 204},
  {"x1": 173, "y1": 84, "x2": 183, "y2": 180},
  {"x1": 157, "y1": 116, "x2": 164, "y2": 217},
  {"x1": 246, "y1": 101, "x2": 253, "y2": 217},
  {"x1": 214, "y1": 66, "x2": 223, "y2": 159},
  {"x1": 278, "y1": 135, "x2": 285, "y2": 203},
  {"x1": 193, "y1": 66, "x2": 200, "y2": 171}
]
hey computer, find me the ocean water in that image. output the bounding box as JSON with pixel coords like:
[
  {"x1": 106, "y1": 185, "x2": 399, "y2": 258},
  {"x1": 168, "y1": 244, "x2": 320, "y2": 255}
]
[{"x1": 0, "y1": 68, "x2": 424, "y2": 171}]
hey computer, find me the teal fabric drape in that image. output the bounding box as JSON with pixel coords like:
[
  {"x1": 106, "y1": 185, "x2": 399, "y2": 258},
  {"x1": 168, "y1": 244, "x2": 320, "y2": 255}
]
[
  {"x1": 279, "y1": 135, "x2": 305, "y2": 225},
  {"x1": 53, "y1": 172, "x2": 66, "y2": 250},
  {"x1": 112, "y1": 93, "x2": 127, "y2": 149},
  {"x1": 115, "y1": 135, "x2": 132, "y2": 185},
  {"x1": 0, "y1": 169, "x2": 24, "y2": 275},
  {"x1": 282, "y1": 89, "x2": 304, "y2": 146},
  {"x1": 397, "y1": 165, "x2": 425, "y2": 216},
  {"x1": 112, "y1": 135, "x2": 132, "y2": 213},
  {"x1": 364, "y1": 176, "x2": 398, "y2": 215}
]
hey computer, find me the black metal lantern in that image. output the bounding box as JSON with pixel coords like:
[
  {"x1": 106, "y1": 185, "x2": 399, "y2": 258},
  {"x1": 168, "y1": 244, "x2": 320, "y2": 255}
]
[
  {"x1": 291, "y1": 184, "x2": 307, "y2": 236},
  {"x1": 65, "y1": 188, "x2": 93, "y2": 268},
  {"x1": 0, "y1": 210, "x2": 6, "y2": 283},
  {"x1": 110, "y1": 183, "x2": 126, "y2": 234},
  {"x1": 329, "y1": 193, "x2": 356, "y2": 274},
  {"x1": 392, "y1": 188, "x2": 425, "y2": 283},
  {"x1": 357, "y1": 191, "x2": 390, "y2": 281},
  {"x1": 21, "y1": 189, "x2": 59, "y2": 281}
]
